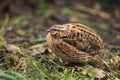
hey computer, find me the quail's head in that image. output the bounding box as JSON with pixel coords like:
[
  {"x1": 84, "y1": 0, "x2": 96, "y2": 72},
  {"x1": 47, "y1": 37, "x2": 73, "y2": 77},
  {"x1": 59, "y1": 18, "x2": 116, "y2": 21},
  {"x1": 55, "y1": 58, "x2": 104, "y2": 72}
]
[{"x1": 47, "y1": 25, "x2": 70, "y2": 38}]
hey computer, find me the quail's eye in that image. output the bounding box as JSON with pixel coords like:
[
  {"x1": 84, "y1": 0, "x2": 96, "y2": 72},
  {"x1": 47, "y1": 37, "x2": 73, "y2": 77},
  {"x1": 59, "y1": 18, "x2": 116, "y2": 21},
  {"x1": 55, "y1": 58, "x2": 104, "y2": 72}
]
[{"x1": 50, "y1": 29, "x2": 58, "y2": 36}]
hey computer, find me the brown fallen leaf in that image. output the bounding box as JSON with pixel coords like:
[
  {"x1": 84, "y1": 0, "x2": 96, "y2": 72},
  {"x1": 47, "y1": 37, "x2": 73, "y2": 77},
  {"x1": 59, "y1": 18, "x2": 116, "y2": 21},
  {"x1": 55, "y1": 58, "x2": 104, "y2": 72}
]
[
  {"x1": 31, "y1": 47, "x2": 47, "y2": 56},
  {"x1": 29, "y1": 42, "x2": 48, "y2": 56},
  {"x1": 38, "y1": 47, "x2": 47, "y2": 54},
  {"x1": 82, "y1": 67, "x2": 105, "y2": 79},
  {"x1": 7, "y1": 44, "x2": 20, "y2": 52},
  {"x1": 95, "y1": 69, "x2": 106, "y2": 78},
  {"x1": 6, "y1": 44, "x2": 24, "y2": 55}
]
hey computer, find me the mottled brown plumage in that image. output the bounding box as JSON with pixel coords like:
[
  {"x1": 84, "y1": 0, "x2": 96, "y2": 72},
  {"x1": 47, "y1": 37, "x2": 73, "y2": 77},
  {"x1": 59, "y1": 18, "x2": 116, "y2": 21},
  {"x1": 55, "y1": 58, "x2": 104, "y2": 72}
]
[{"x1": 46, "y1": 23, "x2": 105, "y2": 63}]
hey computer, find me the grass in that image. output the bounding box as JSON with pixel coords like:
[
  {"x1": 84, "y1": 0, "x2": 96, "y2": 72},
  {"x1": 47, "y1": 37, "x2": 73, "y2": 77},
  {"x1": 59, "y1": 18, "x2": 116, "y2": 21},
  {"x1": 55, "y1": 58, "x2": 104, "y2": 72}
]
[{"x1": 0, "y1": 51, "x2": 120, "y2": 80}]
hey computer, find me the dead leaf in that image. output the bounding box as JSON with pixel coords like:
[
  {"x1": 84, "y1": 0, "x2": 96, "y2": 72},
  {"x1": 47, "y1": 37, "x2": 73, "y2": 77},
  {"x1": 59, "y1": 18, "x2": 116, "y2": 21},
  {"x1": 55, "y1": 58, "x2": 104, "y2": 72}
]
[
  {"x1": 31, "y1": 47, "x2": 47, "y2": 56},
  {"x1": 38, "y1": 47, "x2": 47, "y2": 54},
  {"x1": 6, "y1": 44, "x2": 20, "y2": 53},
  {"x1": 82, "y1": 67, "x2": 105, "y2": 78},
  {"x1": 95, "y1": 69, "x2": 105, "y2": 78}
]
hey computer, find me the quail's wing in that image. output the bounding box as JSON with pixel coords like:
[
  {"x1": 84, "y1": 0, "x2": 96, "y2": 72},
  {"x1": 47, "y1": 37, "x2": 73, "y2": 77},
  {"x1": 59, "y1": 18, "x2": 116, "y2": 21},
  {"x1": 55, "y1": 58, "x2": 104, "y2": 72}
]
[
  {"x1": 53, "y1": 39, "x2": 92, "y2": 62},
  {"x1": 61, "y1": 24, "x2": 104, "y2": 51}
]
